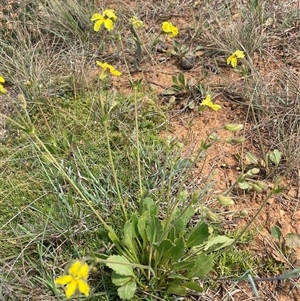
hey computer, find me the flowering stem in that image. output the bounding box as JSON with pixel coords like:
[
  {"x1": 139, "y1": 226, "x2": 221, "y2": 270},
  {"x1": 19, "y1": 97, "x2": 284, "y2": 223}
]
[
  {"x1": 118, "y1": 35, "x2": 143, "y2": 197},
  {"x1": 133, "y1": 88, "x2": 143, "y2": 196},
  {"x1": 99, "y1": 94, "x2": 128, "y2": 221}
]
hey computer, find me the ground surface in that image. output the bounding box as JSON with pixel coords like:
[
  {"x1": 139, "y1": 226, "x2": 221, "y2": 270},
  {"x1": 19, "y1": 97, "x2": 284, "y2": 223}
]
[{"x1": 1, "y1": 0, "x2": 300, "y2": 300}]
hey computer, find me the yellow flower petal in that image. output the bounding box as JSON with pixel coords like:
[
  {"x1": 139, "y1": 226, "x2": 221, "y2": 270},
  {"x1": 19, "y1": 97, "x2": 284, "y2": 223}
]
[
  {"x1": 0, "y1": 76, "x2": 5, "y2": 84},
  {"x1": 55, "y1": 275, "x2": 73, "y2": 285},
  {"x1": 68, "y1": 261, "x2": 82, "y2": 276},
  {"x1": 234, "y1": 50, "x2": 245, "y2": 58},
  {"x1": 91, "y1": 13, "x2": 103, "y2": 21},
  {"x1": 0, "y1": 84, "x2": 7, "y2": 94},
  {"x1": 94, "y1": 19, "x2": 104, "y2": 32},
  {"x1": 78, "y1": 279, "x2": 90, "y2": 296},
  {"x1": 104, "y1": 18, "x2": 114, "y2": 31},
  {"x1": 96, "y1": 61, "x2": 122, "y2": 77},
  {"x1": 78, "y1": 262, "x2": 89, "y2": 280},
  {"x1": 162, "y1": 21, "x2": 178, "y2": 38},
  {"x1": 200, "y1": 94, "x2": 221, "y2": 111},
  {"x1": 227, "y1": 50, "x2": 244, "y2": 67},
  {"x1": 65, "y1": 280, "x2": 78, "y2": 298},
  {"x1": 103, "y1": 9, "x2": 117, "y2": 21},
  {"x1": 129, "y1": 16, "x2": 144, "y2": 29}
]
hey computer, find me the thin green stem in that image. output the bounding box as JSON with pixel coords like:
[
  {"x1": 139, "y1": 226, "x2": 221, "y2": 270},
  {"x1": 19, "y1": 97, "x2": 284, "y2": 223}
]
[
  {"x1": 133, "y1": 88, "x2": 143, "y2": 196},
  {"x1": 99, "y1": 95, "x2": 128, "y2": 221}
]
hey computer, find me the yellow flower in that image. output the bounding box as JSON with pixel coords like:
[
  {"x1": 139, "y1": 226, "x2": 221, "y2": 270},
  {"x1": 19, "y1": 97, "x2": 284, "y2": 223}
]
[
  {"x1": 200, "y1": 94, "x2": 221, "y2": 111},
  {"x1": 227, "y1": 50, "x2": 245, "y2": 68},
  {"x1": 55, "y1": 261, "x2": 90, "y2": 299},
  {"x1": 0, "y1": 76, "x2": 7, "y2": 94},
  {"x1": 91, "y1": 9, "x2": 117, "y2": 32},
  {"x1": 103, "y1": 9, "x2": 117, "y2": 21},
  {"x1": 96, "y1": 61, "x2": 122, "y2": 80},
  {"x1": 162, "y1": 21, "x2": 179, "y2": 38},
  {"x1": 129, "y1": 16, "x2": 144, "y2": 29}
]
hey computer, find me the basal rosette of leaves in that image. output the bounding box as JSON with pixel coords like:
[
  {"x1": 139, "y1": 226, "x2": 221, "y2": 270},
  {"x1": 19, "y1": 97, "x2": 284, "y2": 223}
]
[{"x1": 93, "y1": 197, "x2": 234, "y2": 300}]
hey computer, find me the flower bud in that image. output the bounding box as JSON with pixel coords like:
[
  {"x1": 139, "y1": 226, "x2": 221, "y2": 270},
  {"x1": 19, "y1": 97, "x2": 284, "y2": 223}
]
[
  {"x1": 225, "y1": 137, "x2": 245, "y2": 144},
  {"x1": 224, "y1": 123, "x2": 244, "y2": 132},
  {"x1": 249, "y1": 183, "x2": 263, "y2": 192},
  {"x1": 217, "y1": 195, "x2": 235, "y2": 206},
  {"x1": 246, "y1": 168, "x2": 260, "y2": 176},
  {"x1": 178, "y1": 190, "x2": 188, "y2": 201},
  {"x1": 255, "y1": 180, "x2": 268, "y2": 191}
]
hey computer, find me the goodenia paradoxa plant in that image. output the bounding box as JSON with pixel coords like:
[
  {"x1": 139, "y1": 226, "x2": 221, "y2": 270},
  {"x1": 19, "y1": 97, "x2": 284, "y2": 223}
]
[{"x1": 94, "y1": 197, "x2": 234, "y2": 300}]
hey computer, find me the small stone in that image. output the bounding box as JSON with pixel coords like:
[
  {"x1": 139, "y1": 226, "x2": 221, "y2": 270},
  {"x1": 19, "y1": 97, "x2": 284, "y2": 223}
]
[
  {"x1": 156, "y1": 43, "x2": 168, "y2": 53},
  {"x1": 181, "y1": 56, "x2": 195, "y2": 70}
]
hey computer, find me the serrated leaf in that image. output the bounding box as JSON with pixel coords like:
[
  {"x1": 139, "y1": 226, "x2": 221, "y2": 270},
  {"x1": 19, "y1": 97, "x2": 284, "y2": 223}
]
[
  {"x1": 181, "y1": 281, "x2": 203, "y2": 293},
  {"x1": 106, "y1": 255, "x2": 134, "y2": 276},
  {"x1": 187, "y1": 254, "x2": 214, "y2": 278},
  {"x1": 167, "y1": 284, "x2": 186, "y2": 295},
  {"x1": 286, "y1": 233, "x2": 300, "y2": 248},
  {"x1": 246, "y1": 152, "x2": 258, "y2": 164},
  {"x1": 112, "y1": 271, "x2": 132, "y2": 286},
  {"x1": 271, "y1": 225, "x2": 282, "y2": 241},
  {"x1": 117, "y1": 280, "x2": 137, "y2": 300},
  {"x1": 186, "y1": 222, "x2": 209, "y2": 247},
  {"x1": 204, "y1": 236, "x2": 234, "y2": 252}
]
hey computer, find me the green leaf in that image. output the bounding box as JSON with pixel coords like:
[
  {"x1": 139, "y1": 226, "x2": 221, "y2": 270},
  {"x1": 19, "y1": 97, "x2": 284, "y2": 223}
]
[
  {"x1": 245, "y1": 152, "x2": 258, "y2": 164},
  {"x1": 271, "y1": 225, "x2": 282, "y2": 241},
  {"x1": 167, "y1": 274, "x2": 189, "y2": 280},
  {"x1": 155, "y1": 239, "x2": 175, "y2": 258},
  {"x1": 146, "y1": 215, "x2": 163, "y2": 244},
  {"x1": 269, "y1": 149, "x2": 282, "y2": 167},
  {"x1": 186, "y1": 222, "x2": 209, "y2": 248},
  {"x1": 171, "y1": 237, "x2": 186, "y2": 261},
  {"x1": 181, "y1": 281, "x2": 203, "y2": 293},
  {"x1": 161, "y1": 88, "x2": 176, "y2": 96},
  {"x1": 137, "y1": 211, "x2": 150, "y2": 244},
  {"x1": 172, "y1": 75, "x2": 179, "y2": 85},
  {"x1": 187, "y1": 254, "x2": 214, "y2": 278},
  {"x1": 178, "y1": 73, "x2": 186, "y2": 86},
  {"x1": 106, "y1": 255, "x2": 134, "y2": 276},
  {"x1": 285, "y1": 233, "x2": 300, "y2": 248},
  {"x1": 140, "y1": 197, "x2": 158, "y2": 215},
  {"x1": 117, "y1": 280, "x2": 137, "y2": 300},
  {"x1": 180, "y1": 205, "x2": 195, "y2": 226},
  {"x1": 204, "y1": 236, "x2": 234, "y2": 252},
  {"x1": 108, "y1": 229, "x2": 121, "y2": 244},
  {"x1": 173, "y1": 260, "x2": 195, "y2": 272},
  {"x1": 123, "y1": 221, "x2": 137, "y2": 255},
  {"x1": 167, "y1": 284, "x2": 186, "y2": 295},
  {"x1": 112, "y1": 271, "x2": 132, "y2": 286},
  {"x1": 168, "y1": 218, "x2": 185, "y2": 241}
]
